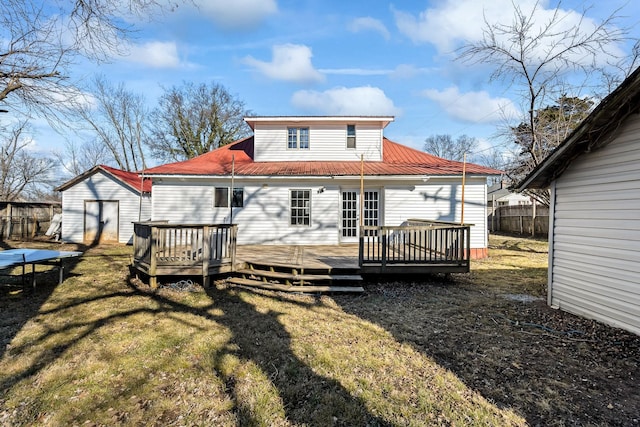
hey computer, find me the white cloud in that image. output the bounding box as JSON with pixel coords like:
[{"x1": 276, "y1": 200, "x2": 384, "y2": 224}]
[
  {"x1": 421, "y1": 86, "x2": 518, "y2": 123},
  {"x1": 318, "y1": 64, "x2": 431, "y2": 78},
  {"x1": 319, "y1": 68, "x2": 392, "y2": 76},
  {"x1": 348, "y1": 17, "x2": 390, "y2": 40},
  {"x1": 194, "y1": 0, "x2": 277, "y2": 29},
  {"x1": 389, "y1": 64, "x2": 432, "y2": 79},
  {"x1": 393, "y1": 0, "x2": 625, "y2": 63},
  {"x1": 243, "y1": 44, "x2": 325, "y2": 84},
  {"x1": 291, "y1": 86, "x2": 400, "y2": 116},
  {"x1": 127, "y1": 41, "x2": 181, "y2": 68}
]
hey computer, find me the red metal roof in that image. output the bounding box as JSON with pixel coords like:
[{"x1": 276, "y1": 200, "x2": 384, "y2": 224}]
[
  {"x1": 56, "y1": 165, "x2": 151, "y2": 193},
  {"x1": 101, "y1": 165, "x2": 152, "y2": 192},
  {"x1": 143, "y1": 137, "x2": 502, "y2": 177}
]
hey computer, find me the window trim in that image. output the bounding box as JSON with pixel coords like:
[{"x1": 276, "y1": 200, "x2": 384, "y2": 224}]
[
  {"x1": 346, "y1": 124, "x2": 356, "y2": 149},
  {"x1": 214, "y1": 187, "x2": 244, "y2": 208},
  {"x1": 287, "y1": 127, "x2": 310, "y2": 150},
  {"x1": 289, "y1": 189, "x2": 311, "y2": 226},
  {"x1": 214, "y1": 187, "x2": 229, "y2": 208}
]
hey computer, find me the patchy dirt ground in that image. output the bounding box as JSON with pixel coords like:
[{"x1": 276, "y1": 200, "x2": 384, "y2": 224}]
[{"x1": 337, "y1": 271, "x2": 640, "y2": 426}]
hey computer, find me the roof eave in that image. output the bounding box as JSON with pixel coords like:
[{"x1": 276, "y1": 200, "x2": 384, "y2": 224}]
[
  {"x1": 55, "y1": 165, "x2": 145, "y2": 194},
  {"x1": 149, "y1": 173, "x2": 493, "y2": 181},
  {"x1": 244, "y1": 115, "x2": 395, "y2": 130},
  {"x1": 55, "y1": 165, "x2": 102, "y2": 192},
  {"x1": 518, "y1": 66, "x2": 640, "y2": 190}
]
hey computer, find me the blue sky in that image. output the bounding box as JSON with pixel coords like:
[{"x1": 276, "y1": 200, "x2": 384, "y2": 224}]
[{"x1": 20, "y1": 0, "x2": 640, "y2": 167}]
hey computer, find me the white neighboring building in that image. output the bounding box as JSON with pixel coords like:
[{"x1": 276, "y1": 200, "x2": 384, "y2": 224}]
[
  {"x1": 56, "y1": 165, "x2": 151, "y2": 244},
  {"x1": 487, "y1": 182, "x2": 531, "y2": 207},
  {"x1": 144, "y1": 116, "x2": 501, "y2": 258},
  {"x1": 519, "y1": 67, "x2": 640, "y2": 335}
]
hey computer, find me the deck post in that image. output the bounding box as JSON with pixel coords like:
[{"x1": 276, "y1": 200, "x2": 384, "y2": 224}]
[
  {"x1": 150, "y1": 225, "x2": 158, "y2": 289},
  {"x1": 230, "y1": 226, "x2": 237, "y2": 271},
  {"x1": 381, "y1": 229, "x2": 387, "y2": 271},
  {"x1": 466, "y1": 226, "x2": 471, "y2": 269},
  {"x1": 202, "y1": 226, "x2": 211, "y2": 287}
]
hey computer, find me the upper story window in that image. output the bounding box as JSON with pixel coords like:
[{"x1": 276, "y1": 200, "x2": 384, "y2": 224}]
[
  {"x1": 346, "y1": 124, "x2": 356, "y2": 149},
  {"x1": 288, "y1": 127, "x2": 309, "y2": 149}
]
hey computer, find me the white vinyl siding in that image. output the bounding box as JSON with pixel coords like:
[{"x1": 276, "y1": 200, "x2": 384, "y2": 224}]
[
  {"x1": 152, "y1": 179, "x2": 341, "y2": 245},
  {"x1": 253, "y1": 122, "x2": 383, "y2": 161},
  {"x1": 60, "y1": 171, "x2": 150, "y2": 244},
  {"x1": 152, "y1": 180, "x2": 223, "y2": 223},
  {"x1": 383, "y1": 178, "x2": 488, "y2": 250},
  {"x1": 550, "y1": 114, "x2": 640, "y2": 335},
  {"x1": 151, "y1": 176, "x2": 491, "y2": 248}
]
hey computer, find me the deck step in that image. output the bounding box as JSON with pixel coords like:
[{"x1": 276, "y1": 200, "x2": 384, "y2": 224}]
[
  {"x1": 243, "y1": 261, "x2": 361, "y2": 276},
  {"x1": 237, "y1": 268, "x2": 363, "y2": 284},
  {"x1": 236, "y1": 268, "x2": 332, "y2": 282},
  {"x1": 226, "y1": 277, "x2": 364, "y2": 293}
]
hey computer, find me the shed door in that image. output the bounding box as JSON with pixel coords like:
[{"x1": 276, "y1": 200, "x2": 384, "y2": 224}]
[{"x1": 84, "y1": 200, "x2": 119, "y2": 243}]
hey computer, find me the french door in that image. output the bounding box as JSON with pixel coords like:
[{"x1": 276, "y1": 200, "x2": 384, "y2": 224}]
[{"x1": 340, "y1": 189, "x2": 379, "y2": 242}]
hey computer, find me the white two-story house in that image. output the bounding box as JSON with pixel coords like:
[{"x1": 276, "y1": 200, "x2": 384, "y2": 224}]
[{"x1": 144, "y1": 116, "x2": 501, "y2": 258}]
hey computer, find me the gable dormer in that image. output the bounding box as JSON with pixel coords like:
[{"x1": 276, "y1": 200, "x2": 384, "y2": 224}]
[{"x1": 244, "y1": 116, "x2": 394, "y2": 162}]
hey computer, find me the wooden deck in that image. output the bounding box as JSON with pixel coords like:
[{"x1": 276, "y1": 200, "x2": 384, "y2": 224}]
[
  {"x1": 131, "y1": 220, "x2": 471, "y2": 291},
  {"x1": 132, "y1": 222, "x2": 237, "y2": 288},
  {"x1": 236, "y1": 244, "x2": 360, "y2": 271},
  {"x1": 359, "y1": 220, "x2": 471, "y2": 275}
]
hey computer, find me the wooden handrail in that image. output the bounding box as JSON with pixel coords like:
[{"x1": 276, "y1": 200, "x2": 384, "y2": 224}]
[
  {"x1": 133, "y1": 222, "x2": 237, "y2": 266},
  {"x1": 359, "y1": 221, "x2": 471, "y2": 268}
]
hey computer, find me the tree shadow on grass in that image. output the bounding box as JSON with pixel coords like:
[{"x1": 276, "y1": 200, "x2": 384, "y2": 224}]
[
  {"x1": 334, "y1": 274, "x2": 640, "y2": 426},
  {"x1": 1, "y1": 266, "x2": 391, "y2": 426},
  {"x1": 0, "y1": 241, "x2": 96, "y2": 360},
  {"x1": 203, "y1": 285, "x2": 392, "y2": 426}
]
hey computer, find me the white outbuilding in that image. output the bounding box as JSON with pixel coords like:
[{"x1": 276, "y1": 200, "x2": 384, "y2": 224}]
[{"x1": 56, "y1": 165, "x2": 151, "y2": 244}]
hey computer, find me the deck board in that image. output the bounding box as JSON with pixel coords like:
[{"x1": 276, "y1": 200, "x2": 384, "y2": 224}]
[
  {"x1": 236, "y1": 244, "x2": 360, "y2": 270},
  {"x1": 226, "y1": 277, "x2": 364, "y2": 293}
]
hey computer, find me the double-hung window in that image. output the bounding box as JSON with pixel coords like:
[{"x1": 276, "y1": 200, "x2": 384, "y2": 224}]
[
  {"x1": 290, "y1": 190, "x2": 310, "y2": 226},
  {"x1": 346, "y1": 124, "x2": 356, "y2": 149},
  {"x1": 288, "y1": 127, "x2": 309, "y2": 149}
]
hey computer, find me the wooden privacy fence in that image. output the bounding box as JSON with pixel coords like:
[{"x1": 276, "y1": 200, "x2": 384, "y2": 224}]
[
  {"x1": 132, "y1": 222, "x2": 237, "y2": 288},
  {"x1": 0, "y1": 202, "x2": 61, "y2": 240},
  {"x1": 488, "y1": 205, "x2": 549, "y2": 237},
  {"x1": 359, "y1": 220, "x2": 471, "y2": 274}
]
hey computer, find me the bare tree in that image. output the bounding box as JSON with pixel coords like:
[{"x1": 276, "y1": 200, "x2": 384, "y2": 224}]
[
  {"x1": 457, "y1": 1, "x2": 632, "y2": 203},
  {"x1": 0, "y1": 119, "x2": 57, "y2": 200},
  {"x1": 54, "y1": 139, "x2": 112, "y2": 176},
  {"x1": 147, "y1": 82, "x2": 252, "y2": 162},
  {"x1": 424, "y1": 134, "x2": 479, "y2": 162},
  {"x1": 0, "y1": 0, "x2": 171, "y2": 118},
  {"x1": 73, "y1": 76, "x2": 148, "y2": 171},
  {"x1": 599, "y1": 39, "x2": 640, "y2": 93}
]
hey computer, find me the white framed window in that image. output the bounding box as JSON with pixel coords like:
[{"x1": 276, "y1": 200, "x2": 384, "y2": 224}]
[
  {"x1": 346, "y1": 124, "x2": 356, "y2": 149},
  {"x1": 287, "y1": 127, "x2": 309, "y2": 149},
  {"x1": 214, "y1": 187, "x2": 244, "y2": 207},
  {"x1": 290, "y1": 189, "x2": 310, "y2": 226}
]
